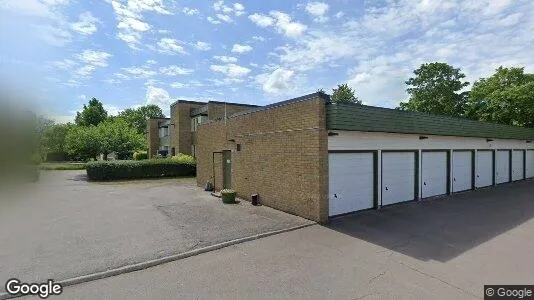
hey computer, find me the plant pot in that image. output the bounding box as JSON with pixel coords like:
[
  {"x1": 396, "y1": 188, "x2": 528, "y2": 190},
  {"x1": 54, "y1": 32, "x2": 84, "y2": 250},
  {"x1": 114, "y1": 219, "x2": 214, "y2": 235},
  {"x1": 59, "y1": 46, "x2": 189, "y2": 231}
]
[{"x1": 221, "y1": 189, "x2": 237, "y2": 204}]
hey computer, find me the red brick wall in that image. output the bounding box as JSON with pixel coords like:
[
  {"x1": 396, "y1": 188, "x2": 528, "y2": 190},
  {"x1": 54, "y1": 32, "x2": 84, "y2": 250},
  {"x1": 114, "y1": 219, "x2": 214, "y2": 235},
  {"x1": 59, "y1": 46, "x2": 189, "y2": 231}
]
[{"x1": 196, "y1": 94, "x2": 328, "y2": 223}]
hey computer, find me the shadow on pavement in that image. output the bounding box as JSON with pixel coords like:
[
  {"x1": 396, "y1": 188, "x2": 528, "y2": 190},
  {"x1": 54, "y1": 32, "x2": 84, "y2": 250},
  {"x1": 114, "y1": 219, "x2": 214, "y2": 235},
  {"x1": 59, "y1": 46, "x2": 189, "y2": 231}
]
[{"x1": 327, "y1": 179, "x2": 534, "y2": 262}]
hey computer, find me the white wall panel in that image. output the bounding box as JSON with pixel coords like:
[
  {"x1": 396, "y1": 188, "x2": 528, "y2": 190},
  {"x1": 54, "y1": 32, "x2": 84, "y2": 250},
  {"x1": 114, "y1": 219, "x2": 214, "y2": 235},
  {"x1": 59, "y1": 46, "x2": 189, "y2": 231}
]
[{"x1": 328, "y1": 131, "x2": 533, "y2": 151}]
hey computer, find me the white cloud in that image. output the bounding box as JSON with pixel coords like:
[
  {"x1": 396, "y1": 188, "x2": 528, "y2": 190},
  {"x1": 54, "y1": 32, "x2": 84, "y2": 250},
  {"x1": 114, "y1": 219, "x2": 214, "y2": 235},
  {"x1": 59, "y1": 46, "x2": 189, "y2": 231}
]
[
  {"x1": 209, "y1": 0, "x2": 245, "y2": 24},
  {"x1": 335, "y1": 11, "x2": 344, "y2": 18},
  {"x1": 249, "y1": 11, "x2": 307, "y2": 38},
  {"x1": 484, "y1": 0, "x2": 512, "y2": 15},
  {"x1": 170, "y1": 80, "x2": 203, "y2": 89},
  {"x1": 270, "y1": 11, "x2": 307, "y2": 37},
  {"x1": 0, "y1": 0, "x2": 63, "y2": 19},
  {"x1": 252, "y1": 35, "x2": 265, "y2": 42},
  {"x1": 207, "y1": 16, "x2": 221, "y2": 24},
  {"x1": 182, "y1": 7, "x2": 199, "y2": 15},
  {"x1": 117, "y1": 16, "x2": 151, "y2": 32},
  {"x1": 159, "y1": 65, "x2": 194, "y2": 76},
  {"x1": 233, "y1": 3, "x2": 245, "y2": 15},
  {"x1": 210, "y1": 63, "x2": 251, "y2": 77},
  {"x1": 259, "y1": 68, "x2": 295, "y2": 93},
  {"x1": 75, "y1": 50, "x2": 112, "y2": 67},
  {"x1": 497, "y1": 12, "x2": 522, "y2": 27},
  {"x1": 110, "y1": 0, "x2": 171, "y2": 48},
  {"x1": 277, "y1": 31, "x2": 359, "y2": 71},
  {"x1": 213, "y1": 56, "x2": 238, "y2": 63},
  {"x1": 157, "y1": 38, "x2": 187, "y2": 54},
  {"x1": 49, "y1": 114, "x2": 75, "y2": 124},
  {"x1": 194, "y1": 41, "x2": 211, "y2": 51},
  {"x1": 42, "y1": 0, "x2": 69, "y2": 5},
  {"x1": 71, "y1": 12, "x2": 100, "y2": 35},
  {"x1": 60, "y1": 49, "x2": 111, "y2": 84},
  {"x1": 146, "y1": 85, "x2": 173, "y2": 111},
  {"x1": 122, "y1": 67, "x2": 157, "y2": 78},
  {"x1": 53, "y1": 59, "x2": 77, "y2": 69},
  {"x1": 216, "y1": 13, "x2": 232, "y2": 22},
  {"x1": 249, "y1": 13, "x2": 274, "y2": 27},
  {"x1": 104, "y1": 104, "x2": 122, "y2": 116},
  {"x1": 231, "y1": 43, "x2": 253, "y2": 53},
  {"x1": 305, "y1": 2, "x2": 329, "y2": 23},
  {"x1": 170, "y1": 82, "x2": 187, "y2": 88},
  {"x1": 73, "y1": 65, "x2": 96, "y2": 78}
]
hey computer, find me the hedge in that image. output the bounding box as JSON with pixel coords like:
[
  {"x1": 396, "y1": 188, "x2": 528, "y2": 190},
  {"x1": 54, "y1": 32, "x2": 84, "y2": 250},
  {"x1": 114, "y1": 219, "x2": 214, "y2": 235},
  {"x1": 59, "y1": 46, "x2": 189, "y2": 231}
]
[
  {"x1": 40, "y1": 163, "x2": 86, "y2": 170},
  {"x1": 86, "y1": 159, "x2": 196, "y2": 181},
  {"x1": 133, "y1": 150, "x2": 148, "y2": 160}
]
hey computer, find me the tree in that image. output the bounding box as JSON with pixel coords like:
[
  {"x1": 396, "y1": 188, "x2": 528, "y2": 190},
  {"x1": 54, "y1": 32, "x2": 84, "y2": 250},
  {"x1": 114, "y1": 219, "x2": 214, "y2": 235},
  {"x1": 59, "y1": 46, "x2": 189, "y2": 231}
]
[
  {"x1": 331, "y1": 84, "x2": 361, "y2": 104},
  {"x1": 98, "y1": 118, "x2": 145, "y2": 159},
  {"x1": 398, "y1": 62, "x2": 469, "y2": 117},
  {"x1": 40, "y1": 123, "x2": 73, "y2": 159},
  {"x1": 65, "y1": 125, "x2": 101, "y2": 161},
  {"x1": 117, "y1": 104, "x2": 164, "y2": 134},
  {"x1": 466, "y1": 67, "x2": 534, "y2": 127},
  {"x1": 34, "y1": 116, "x2": 55, "y2": 158},
  {"x1": 75, "y1": 98, "x2": 108, "y2": 126},
  {"x1": 65, "y1": 118, "x2": 145, "y2": 161}
]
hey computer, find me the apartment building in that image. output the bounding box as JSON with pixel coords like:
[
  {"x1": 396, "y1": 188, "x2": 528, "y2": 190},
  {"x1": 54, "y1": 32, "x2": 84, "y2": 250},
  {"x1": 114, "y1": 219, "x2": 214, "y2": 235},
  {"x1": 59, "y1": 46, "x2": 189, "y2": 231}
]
[{"x1": 147, "y1": 100, "x2": 258, "y2": 158}]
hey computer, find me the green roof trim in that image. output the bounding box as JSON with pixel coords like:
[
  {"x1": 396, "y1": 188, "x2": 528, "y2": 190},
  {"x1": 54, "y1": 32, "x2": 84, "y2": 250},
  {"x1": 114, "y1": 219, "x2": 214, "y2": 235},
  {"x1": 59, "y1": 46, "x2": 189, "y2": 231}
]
[{"x1": 327, "y1": 103, "x2": 534, "y2": 140}]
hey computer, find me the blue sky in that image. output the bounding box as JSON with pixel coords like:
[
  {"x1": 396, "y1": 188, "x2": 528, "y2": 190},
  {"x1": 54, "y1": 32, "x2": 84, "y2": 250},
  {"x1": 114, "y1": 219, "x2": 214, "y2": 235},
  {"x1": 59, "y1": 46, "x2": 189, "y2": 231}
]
[{"x1": 1, "y1": 0, "x2": 533, "y2": 122}]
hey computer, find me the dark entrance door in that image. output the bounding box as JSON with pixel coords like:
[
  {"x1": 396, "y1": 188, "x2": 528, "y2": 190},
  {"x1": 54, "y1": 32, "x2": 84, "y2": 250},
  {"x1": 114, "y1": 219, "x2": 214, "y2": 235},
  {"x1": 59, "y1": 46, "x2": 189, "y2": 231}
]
[{"x1": 222, "y1": 150, "x2": 232, "y2": 189}]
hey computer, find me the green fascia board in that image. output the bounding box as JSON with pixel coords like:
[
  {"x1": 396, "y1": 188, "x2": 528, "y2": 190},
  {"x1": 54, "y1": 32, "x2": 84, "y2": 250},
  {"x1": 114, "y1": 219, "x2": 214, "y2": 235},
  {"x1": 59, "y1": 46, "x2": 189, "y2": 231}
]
[{"x1": 327, "y1": 103, "x2": 534, "y2": 140}]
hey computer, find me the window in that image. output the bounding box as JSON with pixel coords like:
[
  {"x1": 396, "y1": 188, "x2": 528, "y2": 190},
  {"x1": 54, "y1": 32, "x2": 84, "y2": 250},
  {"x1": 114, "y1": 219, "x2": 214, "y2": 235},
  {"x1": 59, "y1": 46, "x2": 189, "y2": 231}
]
[
  {"x1": 159, "y1": 126, "x2": 169, "y2": 137},
  {"x1": 191, "y1": 116, "x2": 207, "y2": 132}
]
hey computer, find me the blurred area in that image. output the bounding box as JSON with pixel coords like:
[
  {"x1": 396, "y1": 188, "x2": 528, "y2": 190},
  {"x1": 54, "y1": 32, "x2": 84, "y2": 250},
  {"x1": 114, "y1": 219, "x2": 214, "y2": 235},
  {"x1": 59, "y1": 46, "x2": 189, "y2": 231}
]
[{"x1": 0, "y1": 85, "x2": 41, "y2": 192}]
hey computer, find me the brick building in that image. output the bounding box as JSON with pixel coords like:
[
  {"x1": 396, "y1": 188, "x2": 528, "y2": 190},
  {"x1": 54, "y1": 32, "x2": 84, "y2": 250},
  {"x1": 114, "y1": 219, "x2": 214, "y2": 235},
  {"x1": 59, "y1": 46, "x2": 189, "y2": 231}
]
[
  {"x1": 196, "y1": 92, "x2": 534, "y2": 224},
  {"x1": 147, "y1": 100, "x2": 258, "y2": 158}
]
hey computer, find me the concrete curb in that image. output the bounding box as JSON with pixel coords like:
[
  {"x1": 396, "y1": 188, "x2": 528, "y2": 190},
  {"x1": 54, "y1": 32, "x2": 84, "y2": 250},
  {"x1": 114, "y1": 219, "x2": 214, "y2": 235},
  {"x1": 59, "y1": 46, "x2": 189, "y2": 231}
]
[{"x1": 0, "y1": 223, "x2": 315, "y2": 299}]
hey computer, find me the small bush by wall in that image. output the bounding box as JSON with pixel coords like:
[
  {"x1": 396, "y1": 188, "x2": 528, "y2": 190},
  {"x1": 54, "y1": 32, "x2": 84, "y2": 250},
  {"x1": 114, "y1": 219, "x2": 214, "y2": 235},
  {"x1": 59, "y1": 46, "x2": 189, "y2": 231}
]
[
  {"x1": 133, "y1": 150, "x2": 148, "y2": 160},
  {"x1": 86, "y1": 159, "x2": 196, "y2": 181},
  {"x1": 171, "y1": 153, "x2": 196, "y2": 164}
]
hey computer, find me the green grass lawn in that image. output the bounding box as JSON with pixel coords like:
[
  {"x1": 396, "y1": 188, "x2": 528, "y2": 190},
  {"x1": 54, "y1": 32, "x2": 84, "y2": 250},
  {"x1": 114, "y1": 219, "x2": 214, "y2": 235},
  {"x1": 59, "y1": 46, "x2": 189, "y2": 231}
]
[{"x1": 39, "y1": 162, "x2": 87, "y2": 170}]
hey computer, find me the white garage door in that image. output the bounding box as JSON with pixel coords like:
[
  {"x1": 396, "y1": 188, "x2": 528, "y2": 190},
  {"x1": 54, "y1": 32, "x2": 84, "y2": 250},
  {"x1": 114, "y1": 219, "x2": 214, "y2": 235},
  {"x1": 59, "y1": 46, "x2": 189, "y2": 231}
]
[
  {"x1": 496, "y1": 150, "x2": 511, "y2": 184},
  {"x1": 527, "y1": 150, "x2": 534, "y2": 178},
  {"x1": 382, "y1": 152, "x2": 415, "y2": 206},
  {"x1": 422, "y1": 151, "x2": 448, "y2": 198},
  {"x1": 512, "y1": 150, "x2": 525, "y2": 181},
  {"x1": 328, "y1": 153, "x2": 375, "y2": 216},
  {"x1": 453, "y1": 151, "x2": 473, "y2": 192},
  {"x1": 476, "y1": 151, "x2": 493, "y2": 188}
]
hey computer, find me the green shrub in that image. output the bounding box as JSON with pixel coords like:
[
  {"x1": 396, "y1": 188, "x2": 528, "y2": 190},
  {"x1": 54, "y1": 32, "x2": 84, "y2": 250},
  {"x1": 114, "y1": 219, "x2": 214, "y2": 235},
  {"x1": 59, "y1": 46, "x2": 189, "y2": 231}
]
[
  {"x1": 86, "y1": 159, "x2": 196, "y2": 181},
  {"x1": 40, "y1": 163, "x2": 86, "y2": 170},
  {"x1": 221, "y1": 189, "x2": 237, "y2": 204},
  {"x1": 171, "y1": 153, "x2": 196, "y2": 164},
  {"x1": 133, "y1": 150, "x2": 148, "y2": 160}
]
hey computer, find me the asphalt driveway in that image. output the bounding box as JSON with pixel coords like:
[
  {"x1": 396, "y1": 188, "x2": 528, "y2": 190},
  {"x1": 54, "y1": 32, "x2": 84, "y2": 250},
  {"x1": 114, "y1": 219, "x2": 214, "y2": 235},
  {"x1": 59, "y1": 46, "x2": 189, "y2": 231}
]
[
  {"x1": 57, "y1": 179, "x2": 534, "y2": 299},
  {"x1": 0, "y1": 171, "x2": 312, "y2": 292}
]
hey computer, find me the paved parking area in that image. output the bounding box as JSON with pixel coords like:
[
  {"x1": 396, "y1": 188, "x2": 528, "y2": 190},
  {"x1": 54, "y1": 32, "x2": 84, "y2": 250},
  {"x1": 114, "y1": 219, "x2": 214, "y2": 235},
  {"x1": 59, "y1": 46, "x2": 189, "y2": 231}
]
[
  {"x1": 0, "y1": 171, "x2": 312, "y2": 292},
  {"x1": 57, "y1": 179, "x2": 534, "y2": 299}
]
